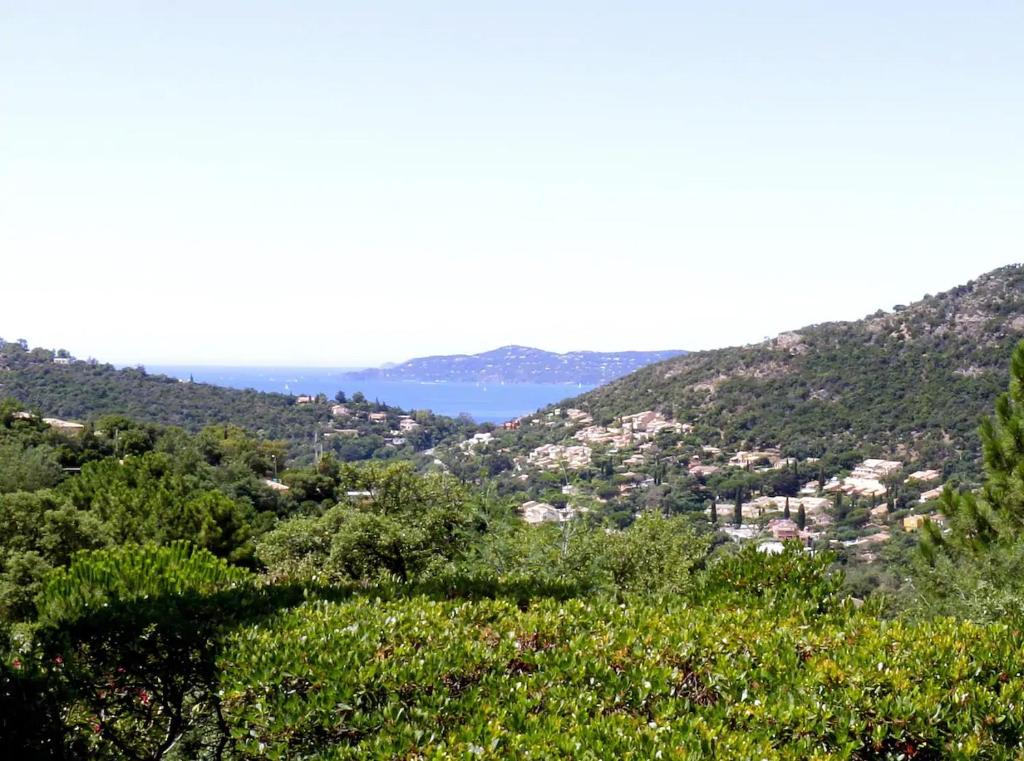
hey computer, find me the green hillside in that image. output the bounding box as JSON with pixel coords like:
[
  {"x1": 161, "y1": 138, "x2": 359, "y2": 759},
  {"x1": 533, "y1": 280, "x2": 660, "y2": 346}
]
[
  {"x1": 570, "y1": 264, "x2": 1024, "y2": 466},
  {"x1": 0, "y1": 344, "x2": 475, "y2": 461}
]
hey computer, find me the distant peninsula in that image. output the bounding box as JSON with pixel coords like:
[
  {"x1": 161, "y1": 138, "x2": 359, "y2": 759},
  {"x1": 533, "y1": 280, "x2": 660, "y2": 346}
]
[{"x1": 340, "y1": 345, "x2": 687, "y2": 385}]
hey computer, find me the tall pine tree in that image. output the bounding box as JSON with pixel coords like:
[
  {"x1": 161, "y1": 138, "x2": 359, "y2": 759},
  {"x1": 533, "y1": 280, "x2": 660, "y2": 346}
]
[{"x1": 926, "y1": 341, "x2": 1024, "y2": 557}]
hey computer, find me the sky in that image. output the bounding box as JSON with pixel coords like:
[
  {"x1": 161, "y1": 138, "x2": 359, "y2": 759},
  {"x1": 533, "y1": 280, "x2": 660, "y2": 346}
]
[{"x1": 1, "y1": 2, "x2": 1022, "y2": 366}]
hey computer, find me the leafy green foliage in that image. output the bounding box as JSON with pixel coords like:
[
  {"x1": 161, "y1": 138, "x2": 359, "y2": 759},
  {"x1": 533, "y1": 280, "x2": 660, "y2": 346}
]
[
  {"x1": 573, "y1": 512, "x2": 711, "y2": 597},
  {"x1": 37, "y1": 542, "x2": 253, "y2": 627},
  {"x1": 218, "y1": 584, "x2": 1024, "y2": 759},
  {"x1": 257, "y1": 462, "x2": 479, "y2": 583},
  {"x1": 0, "y1": 440, "x2": 64, "y2": 493},
  {"x1": 61, "y1": 453, "x2": 258, "y2": 564},
  {"x1": 30, "y1": 543, "x2": 256, "y2": 759}
]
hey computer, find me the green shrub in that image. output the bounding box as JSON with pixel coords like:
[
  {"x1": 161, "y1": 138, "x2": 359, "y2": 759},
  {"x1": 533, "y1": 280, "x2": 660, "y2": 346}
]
[{"x1": 218, "y1": 591, "x2": 1024, "y2": 759}]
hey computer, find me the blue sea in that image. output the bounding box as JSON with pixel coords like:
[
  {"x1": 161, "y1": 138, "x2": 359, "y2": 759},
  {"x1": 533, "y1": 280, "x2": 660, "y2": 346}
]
[{"x1": 145, "y1": 366, "x2": 594, "y2": 424}]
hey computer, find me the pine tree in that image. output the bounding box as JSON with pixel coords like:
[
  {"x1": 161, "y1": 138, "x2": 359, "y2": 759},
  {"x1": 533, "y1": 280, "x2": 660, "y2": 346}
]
[{"x1": 927, "y1": 340, "x2": 1024, "y2": 557}]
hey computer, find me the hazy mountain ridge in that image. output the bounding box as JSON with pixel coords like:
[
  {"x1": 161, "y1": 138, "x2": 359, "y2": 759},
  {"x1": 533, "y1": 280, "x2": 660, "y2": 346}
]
[
  {"x1": 555, "y1": 264, "x2": 1024, "y2": 466},
  {"x1": 342, "y1": 345, "x2": 687, "y2": 385}
]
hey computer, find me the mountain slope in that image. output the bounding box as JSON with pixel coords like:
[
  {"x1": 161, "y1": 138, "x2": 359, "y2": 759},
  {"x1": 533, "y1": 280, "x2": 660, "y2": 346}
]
[
  {"x1": 563, "y1": 264, "x2": 1024, "y2": 466},
  {"x1": 0, "y1": 347, "x2": 475, "y2": 456},
  {"x1": 342, "y1": 345, "x2": 686, "y2": 385}
]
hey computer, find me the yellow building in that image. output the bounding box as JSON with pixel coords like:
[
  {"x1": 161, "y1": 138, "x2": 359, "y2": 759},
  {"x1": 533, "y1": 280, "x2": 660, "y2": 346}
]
[{"x1": 903, "y1": 514, "x2": 927, "y2": 532}]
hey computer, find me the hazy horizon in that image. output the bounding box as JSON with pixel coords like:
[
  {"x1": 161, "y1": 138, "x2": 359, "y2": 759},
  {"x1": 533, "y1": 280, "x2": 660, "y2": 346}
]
[
  {"x1": 3, "y1": 2, "x2": 1022, "y2": 365},
  {"x1": 9, "y1": 263, "x2": 1024, "y2": 367}
]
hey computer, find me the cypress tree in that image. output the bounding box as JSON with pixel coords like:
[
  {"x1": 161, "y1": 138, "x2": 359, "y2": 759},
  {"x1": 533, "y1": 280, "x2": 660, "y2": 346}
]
[
  {"x1": 784, "y1": 496, "x2": 791, "y2": 520},
  {"x1": 797, "y1": 503, "x2": 806, "y2": 530},
  {"x1": 709, "y1": 500, "x2": 718, "y2": 526},
  {"x1": 734, "y1": 490, "x2": 743, "y2": 527}
]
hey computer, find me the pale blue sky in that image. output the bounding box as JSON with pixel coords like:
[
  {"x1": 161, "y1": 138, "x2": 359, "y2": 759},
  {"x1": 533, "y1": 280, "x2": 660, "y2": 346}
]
[{"x1": 1, "y1": 2, "x2": 1021, "y2": 365}]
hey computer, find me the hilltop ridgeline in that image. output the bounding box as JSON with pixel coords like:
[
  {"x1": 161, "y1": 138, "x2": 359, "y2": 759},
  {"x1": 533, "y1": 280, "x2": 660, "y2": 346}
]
[
  {"x1": 341, "y1": 345, "x2": 687, "y2": 385},
  {"x1": 555, "y1": 264, "x2": 1024, "y2": 466}
]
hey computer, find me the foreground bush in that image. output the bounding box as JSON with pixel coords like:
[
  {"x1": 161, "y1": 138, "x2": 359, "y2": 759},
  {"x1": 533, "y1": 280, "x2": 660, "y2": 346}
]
[
  {"x1": 9, "y1": 543, "x2": 1024, "y2": 759},
  {"x1": 16, "y1": 543, "x2": 258, "y2": 759},
  {"x1": 219, "y1": 592, "x2": 1024, "y2": 759}
]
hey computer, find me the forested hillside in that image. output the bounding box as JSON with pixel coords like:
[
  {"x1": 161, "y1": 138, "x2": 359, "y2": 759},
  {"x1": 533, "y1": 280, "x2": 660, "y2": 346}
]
[
  {"x1": 0, "y1": 342, "x2": 476, "y2": 460},
  {"x1": 567, "y1": 264, "x2": 1024, "y2": 465},
  {"x1": 0, "y1": 349, "x2": 325, "y2": 440}
]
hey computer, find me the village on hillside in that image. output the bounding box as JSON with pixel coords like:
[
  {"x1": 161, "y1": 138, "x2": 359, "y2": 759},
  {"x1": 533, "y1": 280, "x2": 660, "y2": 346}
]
[
  {"x1": 10, "y1": 381, "x2": 952, "y2": 564},
  {"x1": 443, "y1": 405, "x2": 951, "y2": 561}
]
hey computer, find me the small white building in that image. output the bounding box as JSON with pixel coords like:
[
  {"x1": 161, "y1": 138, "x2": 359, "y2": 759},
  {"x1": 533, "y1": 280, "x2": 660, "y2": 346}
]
[
  {"x1": 42, "y1": 417, "x2": 85, "y2": 435},
  {"x1": 519, "y1": 501, "x2": 574, "y2": 525},
  {"x1": 906, "y1": 469, "x2": 942, "y2": 484}
]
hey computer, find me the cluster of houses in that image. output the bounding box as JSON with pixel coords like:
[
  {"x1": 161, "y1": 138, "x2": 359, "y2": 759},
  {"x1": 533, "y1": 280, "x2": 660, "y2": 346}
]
[
  {"x1": 728, "y1": 449, "x2": 786, "y2": 468},
  {"x1": 522, "y1": 407, "x2": 594, "y2": 429},
  {"x1": 460, "y1": 432, "x2": 496, "y2": 452},
  {"x1": 511, "y1": 410, "x2": 692, "y2": 473},
  {"x1": 573, "y1": 410, "x2": 690, "y2": 450},
  {"x1": 816, "y1": 461, "x2": 944, "y2": 504},
  {"x1": 714, "y1": 494, "x2": 832, "y2": 525},
  {"x1": 705, "y1": 457, "x2": 952, "y2": 558},
  {"x1": 526, "y1": 443, "x2": 593, "y2": 471},
  {"x1": 320, "y1": 405, "x2": 420, "y2": 447},
  {"x1": 712, "y1": 495, "x2": 832, "y2": 549},
  {"x1": 454, "y1": 405, "x2": 959, "y2": 559},
  {"x1": 820, "y1": 459, "x2": 903, "y2": 498},
  {"x1": 687, "y1": 448, "x2": 802, "y2": 477}
]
